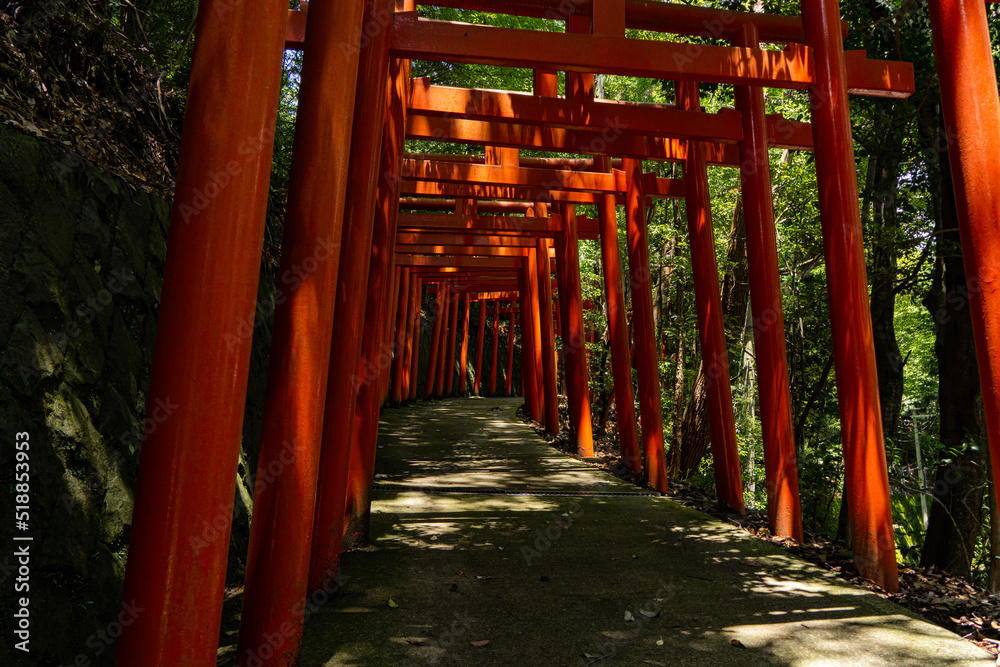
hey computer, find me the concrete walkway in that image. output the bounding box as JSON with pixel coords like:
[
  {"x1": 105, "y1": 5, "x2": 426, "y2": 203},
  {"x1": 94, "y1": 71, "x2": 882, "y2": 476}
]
[{"x1": 299, "y1": 398, "x2": 992, "y2": 666}]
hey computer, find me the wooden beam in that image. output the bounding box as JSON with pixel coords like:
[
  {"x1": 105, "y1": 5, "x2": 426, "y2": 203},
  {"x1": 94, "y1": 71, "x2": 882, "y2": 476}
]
[
  {"x1": 408, "y1": 81, "x2": 743, "y2": 143},
  {"x1": 389, "y1": 15, "x2": 912, "y2": 98}
]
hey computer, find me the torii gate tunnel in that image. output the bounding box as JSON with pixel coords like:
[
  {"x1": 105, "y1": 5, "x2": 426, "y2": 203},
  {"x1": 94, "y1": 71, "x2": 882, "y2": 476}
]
[{"x1": 112, "y1": 0, "x2": 1000, "y2": 664}]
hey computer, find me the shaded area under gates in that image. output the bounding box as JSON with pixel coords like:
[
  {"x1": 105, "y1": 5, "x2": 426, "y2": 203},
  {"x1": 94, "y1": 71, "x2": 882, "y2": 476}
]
[{"x1": 291, "y1": 398, "x2": 991, "y2": 666}]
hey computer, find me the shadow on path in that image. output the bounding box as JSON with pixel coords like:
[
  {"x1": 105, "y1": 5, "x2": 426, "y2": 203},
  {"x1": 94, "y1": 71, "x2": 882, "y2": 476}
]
[{"x1": 298, "y1": 398, "x2": 991, "y2": 666}]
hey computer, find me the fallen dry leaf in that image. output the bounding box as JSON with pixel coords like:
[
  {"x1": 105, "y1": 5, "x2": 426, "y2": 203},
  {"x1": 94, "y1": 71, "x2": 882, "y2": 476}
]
[
  {"x1": 639, "y1": 610, "x2": 659, "y2": 618},
  {"x1": 731, "y1": 639, "x2": 746, "y2": 649},
  {"x1": 470, "y1": 639, "x2": 490, "y2": 647},
  {"x1": 406, "y1": 638, "x2": 427, "y2": 646}
]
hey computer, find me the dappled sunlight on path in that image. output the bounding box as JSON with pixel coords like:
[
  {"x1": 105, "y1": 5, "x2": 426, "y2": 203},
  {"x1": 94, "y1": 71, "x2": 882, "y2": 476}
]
[{"x1": 298, "y1": 398, "x2": 991, "y2": 666}]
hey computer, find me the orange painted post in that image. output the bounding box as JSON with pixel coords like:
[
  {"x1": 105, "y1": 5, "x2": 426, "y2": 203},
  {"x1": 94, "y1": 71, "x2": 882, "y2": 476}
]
[
  {"x1": 555, "y1": 215, "x2": 577, "y2": 426},
  {"x1": 392, "y1": 268, "x2": 412, "y2": 405},
  {"x1": 558, "y1": 206, "x2": 594, "y2": 455},
  {"x1": 733, "y1": 24, "x2": 802, "y2": 539},
  {"x1": 406, "y1": 276, "x2": 422, "y2": 401},
  {"x1": 506, "y1": 304, "x2": 516, "y2": 396},
  {"x1": 677, "y1": 82, "x2": 744, "y2": 514},
  {"x1": 803, "y1": 0, "x2": 898, "y2": 592},
  {"x1": 527, "y1": 247, "x2": 546, "y2": 419},
  {"x1": 490, "y1": 300, "x2": 501, "y2": 394},
  {"x1": 459, "y1": 293, "x2": 472, "y2": 393},
  {"x1": 622, "y1": 158, "x2": 668, "y2": 492},
  {"x1": 425, "y1": 284, "x2": 446, "y2": 399},
  {"x1": 384, "y1": 263, "x2": 402, "y2": 383},
  {"x1": 237, "y1": 5, "x2": 385, "y2": 665},
  {"x1": 436, "y1": 286, "x2": 452, "y2": 396},
  {"x1": 444, "y1": 288, "x2": 461, "y2": 395},
  {"x1": 345, "y1": 69, "x2": 407, "y2": 545},
  {"x1": 533, "y1": 69, "x2": 559, "y2": 97},
  {"x1": 114, "y1": 0, "x2": 289, "y2": 663},
  {"x1": 236, "y1": 3, "x2": 376, "y2": 666},
  {"x1": 303, "y1": 0, "x2": 394, "y2": 606},
  {"x1": 554, "y1": 295, "x2": 561, "y2": 340},
  {"x1": 597, "y1": 189, "x2": 642, "y2": 472},
  {"x1": 386, "y1": 265, "x2": 403, "y2": 400},
  {"x1": 537, "y1": 237, "x2": 560, "y2": 433},
  {"x1": 474, "y1": 298, "x2": 487, "y2": 395},
  {"x1": 520, "y1": 266, "x2": 541, "y2": 417},
  {"x1": 565, "y1": 13, "x2": 594, "y2": 104},
  {"x1": 400, "y1": 275, "x2": 415, "y2": 401},
  {"x1": 929, "y1": 0, "x2": 1000, "y2": 551}
]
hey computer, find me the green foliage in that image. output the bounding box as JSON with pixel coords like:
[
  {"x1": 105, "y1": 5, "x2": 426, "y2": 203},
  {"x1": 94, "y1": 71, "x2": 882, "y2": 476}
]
[{"x1": 126, "y1": 0, "x2": 1000, "y2": 582}]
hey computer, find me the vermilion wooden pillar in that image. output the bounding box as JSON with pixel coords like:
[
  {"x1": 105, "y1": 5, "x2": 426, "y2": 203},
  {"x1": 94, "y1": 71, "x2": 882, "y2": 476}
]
[
  {"x1": 303, "y1": 0, "x2": 394, "y2": 606},
  {"x1": 425, "y1": 284, "x2": 445, "y2": 399},
  {"x1": 381, "y1": 264, "x2": 401, "y2": 401},
  {"x1": 392, "y1": 267, "x2": 412, "y2": 405},
  {"x1": 434, "y1": 283, "x2": 455, "y2": 398},
  {"x1": 557, "y1": 206, "x2": 594, "y2": 455},
  {"x1": 345, "y1": 60, "x2": 407, "y2": 547},
  {"x1": 387, "y1": 265, "x2": 403, "y2": 401},
  {"x1": 406, "y1": 276, "x2": 422, "y2": 401},
  {"x1": 533, "y1": 69, "x2": 559, "y2": 97},
  {"x1": 444, "y1": 289, "x2": 461, "y2": 395},
  {"x1": 803, "y1": 0, "x2": 898, "y2": 592},
  {"x1": 596, "y1": 187, "x2": 641, "y2": 472},
  {"x1": 490, "y1": 300, "x2": 500, "y2": 395},
  {"x1": 928, "y1": 0, "x2": 1000, "y2": 544},
  {"x1": 677, "y1": 81, "x2": 745, "y2": 514},
  {"x1": 474, "y1": 298, "x2": 487, "y2": 395},
  {"x1": 565, "y1": 13, "x2": 594, "y2": 104},
  {"x1": 399, "y1": 274, "x2": 414, "y2": 401},
  {"x1": 622, "y1": 158, "x2": 669, "y2": 492},
  {"x1": 520, "y1": 266, "x2": 540, "y2": 418},
  {"x1": 237, "y1": 2, "x2": 377, "y2": 665},
  {"x1": 506, "y1": 305, "x2": 516, "y2": 396},
  {"x1": 555, "y1": 212, "x2": 577, "y2": 427},
  {"x1": 553, "y1": 295, "x2": 561, "y2": 339},
  {"x1": 537, "y1": 237, "x2": 560, "y2": 433},
  {"x1": 733, "y1": 24, "x2": 803, "y2": 540},
  {"x1": 527, "y1": 247, "x2": 546, "y2": 418},
  {"x1": 459, "y1": 294, "x2": 472, "y2": 393},
  {"x1": 114, "y1": 0, "x2": 289, "y2": 663}
]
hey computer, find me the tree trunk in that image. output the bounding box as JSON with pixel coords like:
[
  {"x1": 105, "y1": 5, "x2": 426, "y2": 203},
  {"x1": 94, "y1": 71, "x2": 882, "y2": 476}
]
[
  {"x1": 670, "y1": 335, "x2": 686, "y2": 457},
  {"x1": 865, "y1": 105, "x2": 906, "y2": 446},
  {"x1": 668, "y1": 202, "x2": 748, "y2": 477},
  {"x1": 919, "y1": 106, "x2": 989, "y2": 579}
]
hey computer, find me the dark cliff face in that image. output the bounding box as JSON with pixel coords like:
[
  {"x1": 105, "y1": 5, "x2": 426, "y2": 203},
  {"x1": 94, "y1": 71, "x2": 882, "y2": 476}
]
[{"x1": 0, "y1": 125, "x2": 269, "y2": 666}]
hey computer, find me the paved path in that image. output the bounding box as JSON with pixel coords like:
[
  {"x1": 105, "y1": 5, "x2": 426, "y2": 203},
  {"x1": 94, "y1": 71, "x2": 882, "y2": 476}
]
[{"x1": 299, "y1": 397, "x2": 992, "y2": 666}]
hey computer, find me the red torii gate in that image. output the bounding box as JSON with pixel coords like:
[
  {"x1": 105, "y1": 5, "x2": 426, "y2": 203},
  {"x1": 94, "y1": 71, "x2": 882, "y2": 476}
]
[{"x1": 110, "y1": 0, "x2": 1000, "y2": 665}]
